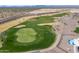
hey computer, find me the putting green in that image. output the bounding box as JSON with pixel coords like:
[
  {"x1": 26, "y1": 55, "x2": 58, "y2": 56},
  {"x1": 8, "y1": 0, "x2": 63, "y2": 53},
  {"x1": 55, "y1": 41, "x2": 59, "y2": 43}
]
[{"x1": 16, "y1": 28, "x2": 37, "y2": 43}]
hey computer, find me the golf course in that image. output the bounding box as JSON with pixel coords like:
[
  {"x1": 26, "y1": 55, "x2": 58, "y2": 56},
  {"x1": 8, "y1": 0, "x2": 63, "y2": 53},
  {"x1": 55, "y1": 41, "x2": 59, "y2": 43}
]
[{"x1": 0, "y1": 13, "x2": 67, "y2": 52}]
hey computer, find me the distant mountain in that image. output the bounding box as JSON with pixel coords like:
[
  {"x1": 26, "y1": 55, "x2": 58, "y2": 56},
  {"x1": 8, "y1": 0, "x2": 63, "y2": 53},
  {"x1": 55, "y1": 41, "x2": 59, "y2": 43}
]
[{"x1": 0, "y1": 5, "x2": 79, "y2": 8}]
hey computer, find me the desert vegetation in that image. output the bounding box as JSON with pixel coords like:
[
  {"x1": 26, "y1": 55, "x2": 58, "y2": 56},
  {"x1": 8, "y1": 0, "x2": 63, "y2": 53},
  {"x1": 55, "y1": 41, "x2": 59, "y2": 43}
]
[{"x1": 0, "y1": 8, "x2": 38, "y2": 18}]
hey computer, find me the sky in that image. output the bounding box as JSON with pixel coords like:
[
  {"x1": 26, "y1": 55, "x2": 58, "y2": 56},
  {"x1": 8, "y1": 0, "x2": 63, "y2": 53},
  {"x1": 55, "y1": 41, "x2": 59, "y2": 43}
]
[{"x1": 0, "y1": 0, "x2": 79, "y2": 5}]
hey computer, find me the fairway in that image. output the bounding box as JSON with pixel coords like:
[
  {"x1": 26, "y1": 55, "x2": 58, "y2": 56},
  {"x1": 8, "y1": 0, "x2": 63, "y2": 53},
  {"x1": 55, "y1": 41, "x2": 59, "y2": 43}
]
[{"x1": 16, "y1": 28, "x2": 37, "y2": 43}]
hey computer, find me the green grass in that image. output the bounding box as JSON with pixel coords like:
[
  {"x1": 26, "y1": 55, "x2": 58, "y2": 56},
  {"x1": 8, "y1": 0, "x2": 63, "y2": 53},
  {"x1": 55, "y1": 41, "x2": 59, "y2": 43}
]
[
  {"x1": 0, "y1": 13, "x2": 67, "y2": 52},
  {"x1": 74, "y1": 27, "x2": 79, "y2": 33},
  {"x1": 0, "y1": 33, "x2": 3, "y2": 48},
  {"x1": 52, "y1": 13, "x2": 68, "y2": 17},
  {"x1": 16, "y1": 28, "x2": 37, "y2": 43},
  {"x1": 31, "y1": 16, "x2": 55, "y2": 24},
  {"x1": 0, "y1": 33, "x2": 2, "y2": 41}
]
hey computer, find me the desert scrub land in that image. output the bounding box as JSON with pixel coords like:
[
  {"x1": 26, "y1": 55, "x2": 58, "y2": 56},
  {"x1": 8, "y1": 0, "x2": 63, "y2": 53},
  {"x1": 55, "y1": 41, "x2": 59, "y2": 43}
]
[
  {"x1": 74, "y1": 27, "x2": 79, "y2": 33},
  {"x1": 0, "y1": 8, "x2": 37, "y2": 18},
  {"x1": 0, "y1": 13, "x2": 67, "y2": 52}
]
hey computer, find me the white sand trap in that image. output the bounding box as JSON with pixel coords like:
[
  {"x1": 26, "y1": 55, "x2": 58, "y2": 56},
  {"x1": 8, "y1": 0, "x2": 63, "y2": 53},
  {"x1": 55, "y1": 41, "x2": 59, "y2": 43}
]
[
  {"x1": 37, "y1": 22, "x2": 59, "y2": 26},
  {"x1": 15, "y1": 25, "x2": 26, "y2": 28}
]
